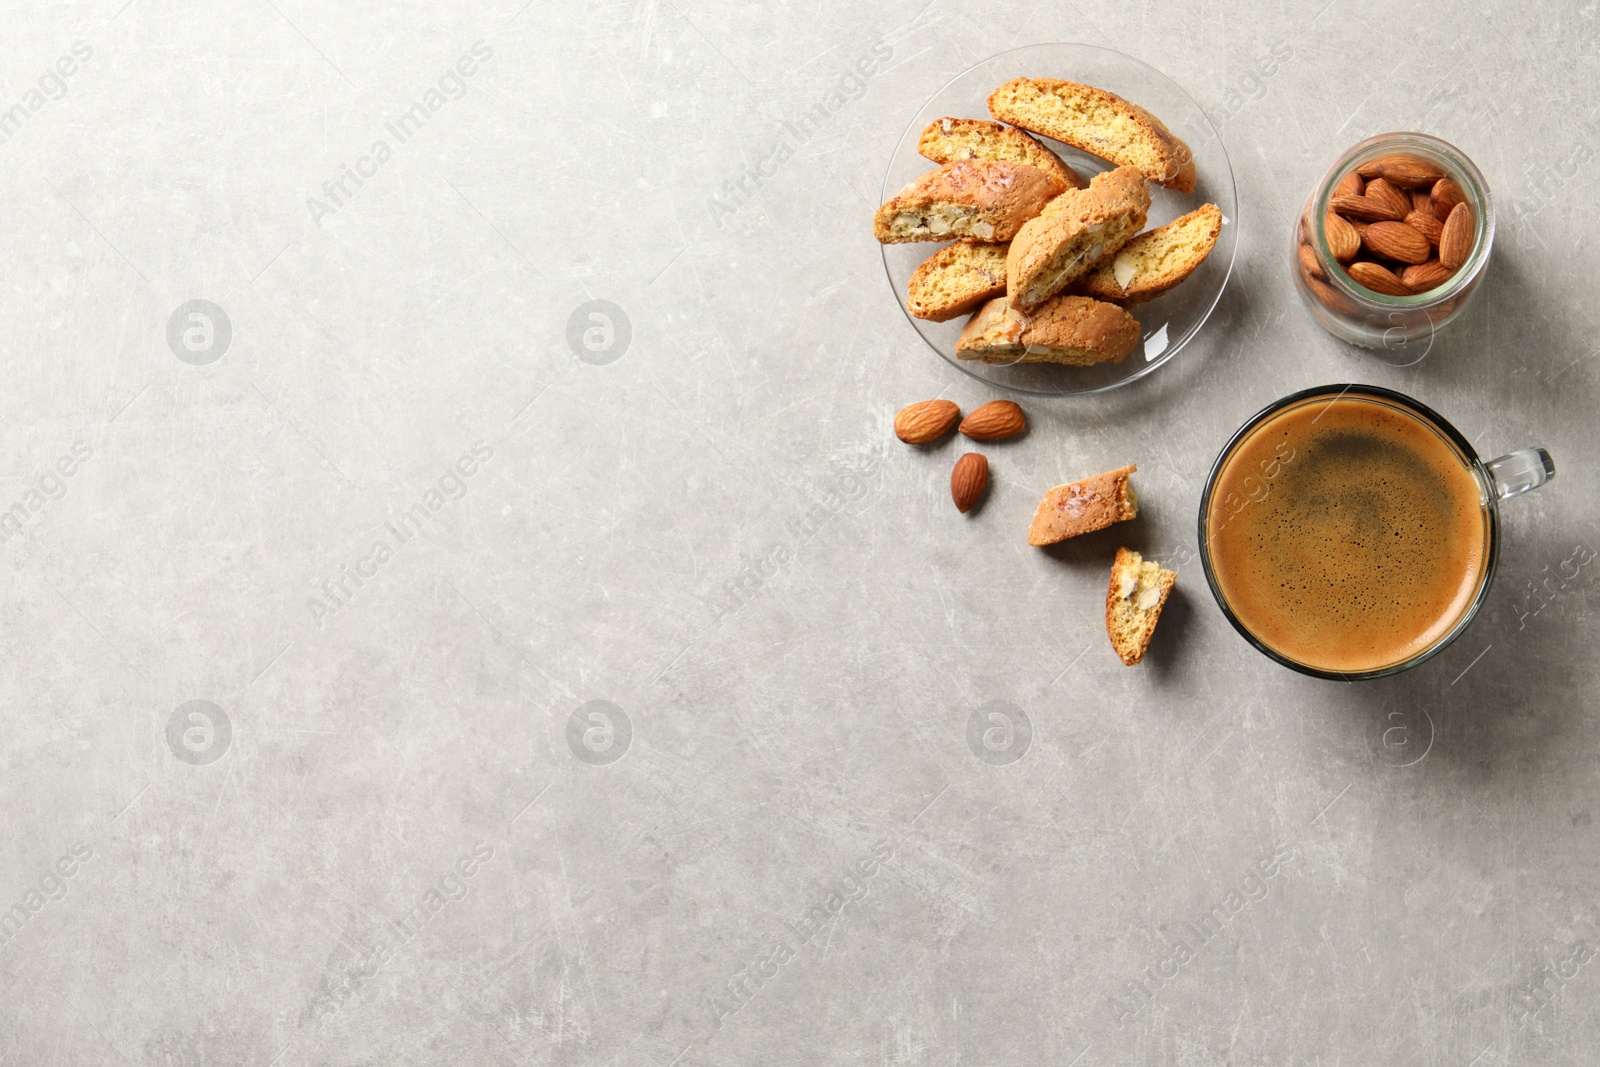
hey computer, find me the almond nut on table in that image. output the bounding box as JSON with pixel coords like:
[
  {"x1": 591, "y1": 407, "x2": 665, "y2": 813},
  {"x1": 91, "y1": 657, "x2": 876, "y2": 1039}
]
[
  {"x1": 894, "y1": 399, "x2": 961, "y2": 444},
  {"x1": 951, "y1": 453, "x2": 989, "y2": 513},
  {"x1": 958, "y1": 400, "x2": 1027, "y2": 441}
]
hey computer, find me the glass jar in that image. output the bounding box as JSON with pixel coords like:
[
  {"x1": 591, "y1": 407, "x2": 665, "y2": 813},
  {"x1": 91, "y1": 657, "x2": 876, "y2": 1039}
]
[{"x1": 1291, "y1": 132, "x2": 1493, "y2": 356}]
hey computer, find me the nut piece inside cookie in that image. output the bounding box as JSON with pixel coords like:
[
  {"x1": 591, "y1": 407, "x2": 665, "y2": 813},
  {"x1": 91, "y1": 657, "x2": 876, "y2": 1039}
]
[{"x1": 1113, "y1": 252, "x2": 1139, "y2": 290}]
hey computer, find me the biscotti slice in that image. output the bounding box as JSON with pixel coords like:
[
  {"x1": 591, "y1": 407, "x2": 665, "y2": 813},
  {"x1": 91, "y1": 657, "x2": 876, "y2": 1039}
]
[
  {"x1": 1077, "y1": 203, "x2": 1222, "y2": 306},
  {"x1": 1006, "y1": 165, "x2": 1150, "y2": 310},
  {"x1": 873, "y1": 160, "x2": 1057, "y2": 244},
  {"x1": 907, "y1": 240, "x2": 1009, "y2": 322},
  {"x1": 1106, "y1": 547, "x2": 1176, "y2": 666},
  {"x1": 917, "y1": 117, "x2": 1086, "y2": 195},
  {"x1": 1026, "y1": 465, "x2": 1138, "y2": 546},
  {"x1": 956, "y1": 294, "x2": 1139, "y2": 367},
  {"x1": 988, "y1": 78, "x2": 1197, "y2": 193}
]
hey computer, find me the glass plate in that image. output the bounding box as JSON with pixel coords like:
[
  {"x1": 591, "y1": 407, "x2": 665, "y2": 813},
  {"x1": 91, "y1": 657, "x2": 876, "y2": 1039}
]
[{"x1": 880, "y1": 43, "x2": 1237, "y2": 397}]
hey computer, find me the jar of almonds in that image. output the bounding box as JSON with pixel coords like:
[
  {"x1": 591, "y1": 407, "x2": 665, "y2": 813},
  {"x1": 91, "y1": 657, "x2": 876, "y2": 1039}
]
[{"x1": 1292, "y1": 132, "x2": 1493, "y2": 353}]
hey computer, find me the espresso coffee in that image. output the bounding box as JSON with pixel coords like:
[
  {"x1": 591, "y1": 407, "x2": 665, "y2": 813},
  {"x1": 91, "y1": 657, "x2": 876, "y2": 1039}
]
[{"x1": 1205, "y1": 394, "x2": 1489, "y2": 674}]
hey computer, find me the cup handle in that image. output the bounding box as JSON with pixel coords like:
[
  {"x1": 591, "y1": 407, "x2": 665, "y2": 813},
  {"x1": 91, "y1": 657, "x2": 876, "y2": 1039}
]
[{"x1": 1485, "y1": 448, "x2": 1555, "y2": 501}]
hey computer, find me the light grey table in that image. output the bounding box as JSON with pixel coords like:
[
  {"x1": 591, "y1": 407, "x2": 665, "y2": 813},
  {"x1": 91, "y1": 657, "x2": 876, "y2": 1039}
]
[{"x1": 2, "y1": 1, "x2": 1596, "y2": 1064}]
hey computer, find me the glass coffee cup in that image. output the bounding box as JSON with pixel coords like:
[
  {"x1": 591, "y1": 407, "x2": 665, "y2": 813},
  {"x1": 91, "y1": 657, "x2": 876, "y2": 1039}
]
[{"x1": 1198, "y1": 384, "x2": 1554, "y2": 679}]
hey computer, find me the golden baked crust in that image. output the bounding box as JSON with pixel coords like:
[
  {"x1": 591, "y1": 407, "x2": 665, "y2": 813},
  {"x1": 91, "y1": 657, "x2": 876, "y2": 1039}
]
[
  {"x1": 956, "y1": 294, "x2": 1140, "y2": 367},
  {"x1": 872, "y1": 160, "x2": 1057, "y2": 244},
  {"x1": 988, "y1": 78, "x2": 1197, "y2": 193},
  {"x1": 917, "y1": 117, "x2": 1086, "y2": 195},
  {"x1": 998, "y1": 164, "x2": 1152, "y2": 310},
  {"x1": 1026, "y1": 465, "x2": 1138, "y2": 546},
  {"x1": 907, "y1": 240, "x2": 1009, "y2": 322},
  {"x1": 1105, "y1": 547, "x2": 1176, "y2": 665},
  {"x1": 1005, "y1": 165, "x2": 1150, "y2": 310},
  {"x1": 1076, "y1": 203, "x2": 1222, "y2": 306}
]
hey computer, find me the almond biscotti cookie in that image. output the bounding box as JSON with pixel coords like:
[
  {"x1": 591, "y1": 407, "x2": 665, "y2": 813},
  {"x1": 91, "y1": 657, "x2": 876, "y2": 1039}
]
[
  {"x1": 988, "y1": 78, "x2": 1197, "y2": 193},
  {"x1": 1006, "y1": 165, "x2": 1150, "y2": 310},
  {"x1": 1076, "y1": 203, "x2": 1222, "y2": 306},
  {"x1": 917, "y1": 117, "x2": 1086, "y2": 195},
  {"x1": 1106, "y1": 547, "x2": 1176, "y2": 665},
  {"x1": 955, "y1": 293, "x2": 1140, "y2": 367},
  {"x1": 907, "y1": 240, "x2": 1009, "y2": 322},
  {"x1": 872, "y1": 160, "x2": 1057, "y2": 244},
  {"x1": 1026, "y1": 465, "x2": 1138, "y2": 546}
]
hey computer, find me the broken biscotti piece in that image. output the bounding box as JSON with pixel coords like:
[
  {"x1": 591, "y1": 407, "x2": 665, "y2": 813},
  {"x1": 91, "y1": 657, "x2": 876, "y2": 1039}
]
[
  {"x1": 1106, "y1": 547, "x2": 1176, "y2": 665},
  {"x1": 917, "y1": 117, "x2": 1086, "y2": 195},
  {"x1": 956, "y1": 293, "x2": 1140, "y2": 367},
  {"x1": 1006, "y1": 165, "x2": 1150, "y2": 310},
  {"x1": 1076, "y1": 203, "x2": 1223, "y2": 306},
  {"x1": 872, "y1": 160, "x2": 1057, "y2": 244},
  {"x1": 1027, "y1": 464, "x2": 1138, "y2": 546},
  {"x1": 988, "y1": 77, "x2": 1197, "y2": 193},
  {"x1": 907, "y1": 240, "x2": 1009, "y2": 322}
]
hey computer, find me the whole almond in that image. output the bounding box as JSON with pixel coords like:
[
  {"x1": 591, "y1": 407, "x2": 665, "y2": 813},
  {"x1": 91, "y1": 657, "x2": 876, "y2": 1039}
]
[
  {"x1": 1307, "y1": 273, "x2": 1358, "y2": 316},
  {"x1": 894, "y1": 399, "x2": 960, "y2": 444},
  {"x1": 1323, "y1": 212, "x2": 1360, "y2": 261},
  {"x1": 1401, "y1": 259, "x2": 1454, "y2": 292},
  {"x1": 1356, "y1": 153, "x2": 1447, "y2": 188},
  {"x1": 1332, "y1": 170, "x2": 1364, "y2": 198},
  {"x1": 1431, "y1": 177, "x2": 1465, "y2": 221},
  {"x1": 951, "y1": 453, "x2": 988, "y2": 514},
  {"x1": 1331, "y1": 193, "x2": 1402, "y2": 223},
  {"x1": 1298, "y1": 242, "x2": 1323, "y2": 280},
  {"x1": 1362, "y1": 178, "x2": 1411, "y2": 221},
  {"x1": 1362, "y1": 220, "x2": 1431, "y2": 264},
  {"x1": 1438, "y1": 202, "x2": 1474, "y2": 270},
  {"x1": 1410, "y1": 188, "x2": 1433, "y2": 216},
  {"x1": 959, "y1": 400, "x2": 1027, "y2": 441},
  {"x1": 1404, "y1": 210, "x2": 1444, "y2": 247},
  {"x1": 1347, "y1": 260, "x2": 1411, "y2": 297}
]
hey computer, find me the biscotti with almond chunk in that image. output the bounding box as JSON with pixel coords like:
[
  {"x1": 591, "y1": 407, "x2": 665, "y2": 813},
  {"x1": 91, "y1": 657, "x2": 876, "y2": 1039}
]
[
  {"x1": 917, "y1": 117, "x2": 1086, "y2": 195},
  {"x1": 1076, "y1": 203, "x2": 1222, "y2": 306},
  {"x1": 1006, "y1": 165, "x2": 1150, "y2": 310},
  {"x1": 1027, "y1": 464, "x2": 1138, "y2": 546},
  {"x1": 1106, "y1": 547, "x2": 1176, "y2": 665},
  {"x1": 956, "y1": 293, "x2": 1139, "y2": 367},
  {"x1": 873, "y1": 160, "x2": 1057, "y2": 244},
  {"x1": 988, "y1": 78, "x2": 1197, "y2": 193},
  {"x1": 907, "y1": 240, "x2": 1009, "y2": 322}
]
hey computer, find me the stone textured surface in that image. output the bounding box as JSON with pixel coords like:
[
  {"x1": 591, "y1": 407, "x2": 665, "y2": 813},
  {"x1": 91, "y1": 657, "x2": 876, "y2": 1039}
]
[{"x1": 1, "y1": 1, "x2": 1597, "y2": 1064}]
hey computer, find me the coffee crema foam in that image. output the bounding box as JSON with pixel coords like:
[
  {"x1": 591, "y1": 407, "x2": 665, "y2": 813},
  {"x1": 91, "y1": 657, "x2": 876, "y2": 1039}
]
[{"x1": 1206, "y1": 395, "x2": 1488, "y2": 674}]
